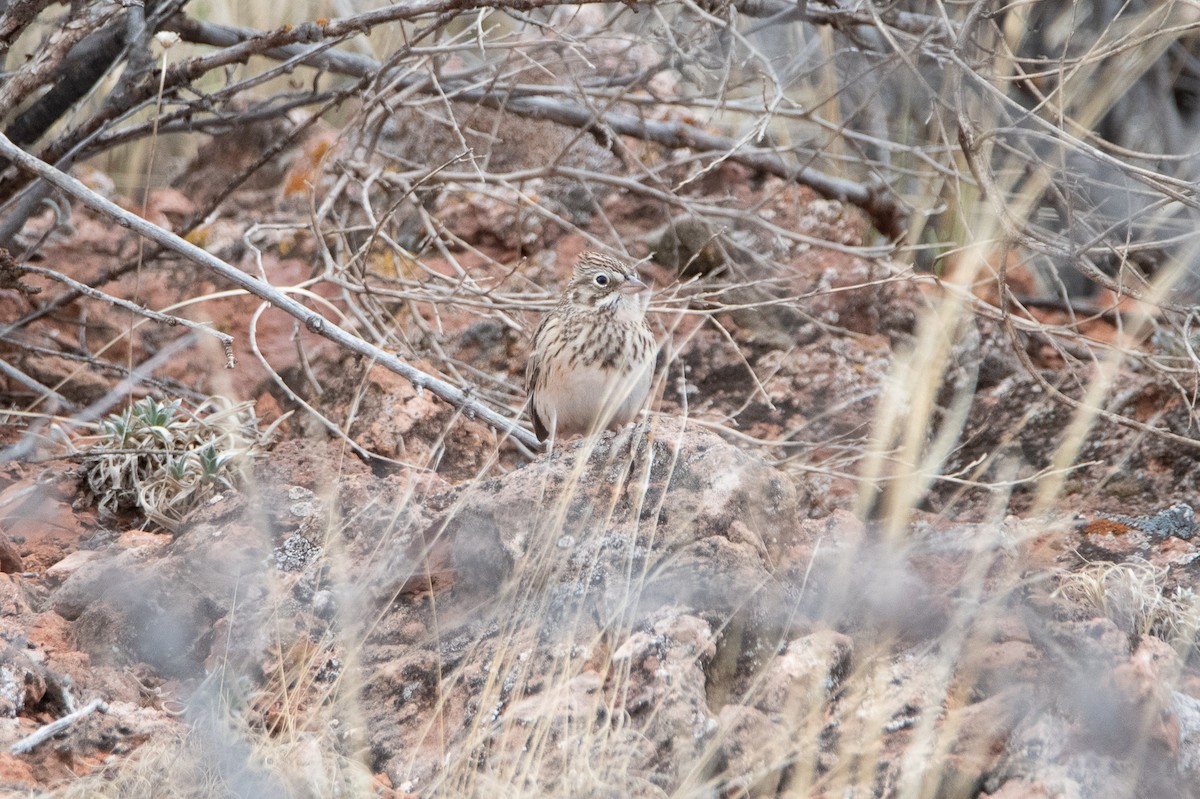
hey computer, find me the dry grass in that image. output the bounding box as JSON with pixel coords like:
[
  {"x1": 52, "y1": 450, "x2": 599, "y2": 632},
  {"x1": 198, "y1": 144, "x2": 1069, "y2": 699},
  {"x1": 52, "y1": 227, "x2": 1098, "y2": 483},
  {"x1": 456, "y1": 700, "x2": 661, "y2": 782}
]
[
  {"x1": 1055, "y1": 558, "x2": 1200, "y2": 654},
  {"x1": 10, "y1": 2, "x2": 1200, "y2": 798}
]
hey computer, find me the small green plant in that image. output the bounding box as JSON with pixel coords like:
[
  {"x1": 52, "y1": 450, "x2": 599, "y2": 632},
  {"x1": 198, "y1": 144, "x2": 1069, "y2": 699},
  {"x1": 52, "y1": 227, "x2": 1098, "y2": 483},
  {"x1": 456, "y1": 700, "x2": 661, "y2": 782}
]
[{"x1": 80, "y1": 395, "x2": 265, "y2": 531}]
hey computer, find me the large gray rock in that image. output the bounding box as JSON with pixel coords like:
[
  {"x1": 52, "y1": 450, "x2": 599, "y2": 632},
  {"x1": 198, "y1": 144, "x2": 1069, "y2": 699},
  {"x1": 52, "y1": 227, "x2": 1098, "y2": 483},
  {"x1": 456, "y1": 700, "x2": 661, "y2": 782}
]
[
  {"x1": 445, "y1": 418, "x2": 803, "y2": 622},
  {"x1": 362, "y1": 419, "x2": 809, "y2": 794}
]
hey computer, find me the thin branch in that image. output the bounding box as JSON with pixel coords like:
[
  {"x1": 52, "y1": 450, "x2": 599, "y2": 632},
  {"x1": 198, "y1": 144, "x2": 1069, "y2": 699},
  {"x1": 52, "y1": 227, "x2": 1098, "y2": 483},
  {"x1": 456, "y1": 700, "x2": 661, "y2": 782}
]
[
  {"x1": 0, "y1": 129, "x2": 543, "y2": 452},
  {"x1": 0, "y1": 0, "x2": 52, "y2": 57},
  {"x1": 10, "y1": 698, "x2": 108, "y2": 755},
  {"x1": 0, "y1": 357, "x2": 76, "y2": 410},
  {"x1": 0, "y1": 1, "x2": 122, "y2": 119},
  {"x1": 63, "y1": 333, "x2": 199, "y2": 427},
  {"x1": 457, "y1": 87, "x2": 907, "y2": 239},
  {"x1": 17, "y1": 263, "x2": 236, "y2": 368},
  {"x1": 164, "y1": 14, "x2": 381, "y2": 79},
  {"x1": 0, "y1": 333, "x2": 200, "y2": 464},
  {"x1": 165, "y1": 14, "x2": 909, "y2": 238},
  {"x1": 35, "y1": 0, "x2": 620, "y2": 170},
  {"x1": 1, "y1": 79, "x2": 355, "y2": 327},
  {"x1": 0, "y1": 337, "x2": 203, "y2": 401},
  {"x1": 6, "y1": 10, "x2": 127, "y2": 147}
]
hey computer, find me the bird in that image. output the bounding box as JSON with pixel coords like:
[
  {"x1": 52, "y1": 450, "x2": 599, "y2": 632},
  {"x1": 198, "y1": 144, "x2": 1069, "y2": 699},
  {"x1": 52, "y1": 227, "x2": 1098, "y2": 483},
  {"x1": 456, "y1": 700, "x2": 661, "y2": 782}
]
[{"x1": 526, "y1": 252, "x2": 657, "y2": 444}]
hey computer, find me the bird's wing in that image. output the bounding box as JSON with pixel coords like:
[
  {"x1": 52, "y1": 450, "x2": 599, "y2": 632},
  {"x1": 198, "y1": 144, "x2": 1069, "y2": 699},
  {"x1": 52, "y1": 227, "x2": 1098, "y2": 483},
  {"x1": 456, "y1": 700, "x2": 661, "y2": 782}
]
[{"x1": 526, "y1": 315, "x2": 555, "y2": 442}]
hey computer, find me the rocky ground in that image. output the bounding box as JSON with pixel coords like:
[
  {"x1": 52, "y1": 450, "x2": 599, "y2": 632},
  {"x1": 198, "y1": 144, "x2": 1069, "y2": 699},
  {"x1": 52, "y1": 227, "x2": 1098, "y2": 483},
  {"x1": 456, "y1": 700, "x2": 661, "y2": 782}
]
[{"x1": 2, "y1": 115, "x2": 1200, "y2": 798}]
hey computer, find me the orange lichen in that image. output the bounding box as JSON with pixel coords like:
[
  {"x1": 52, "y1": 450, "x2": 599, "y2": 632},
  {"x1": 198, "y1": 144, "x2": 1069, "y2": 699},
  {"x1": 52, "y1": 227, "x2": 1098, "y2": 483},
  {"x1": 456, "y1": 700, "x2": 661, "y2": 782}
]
[{"x1": 1081, "y1": 518, "x2": 1134, "y2": 537}]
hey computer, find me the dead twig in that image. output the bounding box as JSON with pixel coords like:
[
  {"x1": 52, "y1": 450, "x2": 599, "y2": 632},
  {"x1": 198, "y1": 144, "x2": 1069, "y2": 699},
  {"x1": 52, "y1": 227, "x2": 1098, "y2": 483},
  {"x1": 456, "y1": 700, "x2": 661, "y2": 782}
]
[
  {"x1": 0, "y1": 83, "x2": 348, "y2": 318},
  {"x1": 0, "y1": 1, "x2": 122, "y2": 119},
  {"x1": 34, "y1": 0, "x2": 620, "y2": 173},
  {"x1": 454, "y1": 88, "x2": 908, "y2": 240},
  {"x1": 0, "y1": 130, "x2": 543, "y2": 452},
  {"x1": 166, "y1": 14, "x2": 908, "y2": 238},
  {"x1": 0, "y1": 333, "x2": 200, "y2": 464},
  {"x1": 10, "y1": 698, "x2": 108, "y2": 755},
  {"x1": 0, "y1": 0, "x2": 52, "y2": 58},
  {"x1": 0, "y1": 357, "x2": 76, "y2": 410},
  {"x1": 16, "y1": 263, "x2": 236, "y2": 369},
  {"x1": 64, "y1": 333, "x2": 199, "y2": 428}
]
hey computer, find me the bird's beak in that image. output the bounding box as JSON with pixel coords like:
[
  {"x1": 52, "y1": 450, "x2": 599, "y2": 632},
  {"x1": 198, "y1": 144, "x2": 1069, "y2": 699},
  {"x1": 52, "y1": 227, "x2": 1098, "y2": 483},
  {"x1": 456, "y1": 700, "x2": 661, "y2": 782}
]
[{"x1": 620, "y1": 275, "x2": 649, "y2": 295}]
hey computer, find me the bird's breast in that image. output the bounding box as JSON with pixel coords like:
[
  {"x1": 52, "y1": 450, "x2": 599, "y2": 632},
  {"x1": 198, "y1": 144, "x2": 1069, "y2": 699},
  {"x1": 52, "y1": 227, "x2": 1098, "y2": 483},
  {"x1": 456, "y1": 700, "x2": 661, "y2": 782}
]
[{"x1": 534, "y1": 322, "x2": 655, "y2": 437}]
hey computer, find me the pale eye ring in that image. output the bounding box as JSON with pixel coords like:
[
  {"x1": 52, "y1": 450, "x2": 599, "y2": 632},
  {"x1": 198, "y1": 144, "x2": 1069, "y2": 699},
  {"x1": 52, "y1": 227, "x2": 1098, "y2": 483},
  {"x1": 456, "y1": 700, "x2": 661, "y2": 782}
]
[{"x1": 594, "y1": 273, "x2": 609, "y2": 287}]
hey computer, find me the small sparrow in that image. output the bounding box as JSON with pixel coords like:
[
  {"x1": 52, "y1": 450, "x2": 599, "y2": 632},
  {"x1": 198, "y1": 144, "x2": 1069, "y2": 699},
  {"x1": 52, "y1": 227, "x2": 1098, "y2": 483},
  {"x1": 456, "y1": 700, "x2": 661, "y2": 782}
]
[{"x1": 526, "y1": 252, "x2": 656, "y2": 444}]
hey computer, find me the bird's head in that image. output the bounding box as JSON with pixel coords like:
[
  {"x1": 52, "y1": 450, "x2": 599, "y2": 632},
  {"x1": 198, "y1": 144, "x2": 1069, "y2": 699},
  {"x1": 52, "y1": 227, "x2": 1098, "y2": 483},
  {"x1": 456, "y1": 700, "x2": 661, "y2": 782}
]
[{"x1": 566, "y1": 252, "x2": 650, "y2": 318}]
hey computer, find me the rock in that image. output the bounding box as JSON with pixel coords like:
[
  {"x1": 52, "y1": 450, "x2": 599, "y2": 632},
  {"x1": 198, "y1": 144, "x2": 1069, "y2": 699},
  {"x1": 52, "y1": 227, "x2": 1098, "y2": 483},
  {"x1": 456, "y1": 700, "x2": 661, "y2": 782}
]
[
  {"x1": 988, "y1": 711, "x2": 1137, "y2": 798},
  {"x1": 0, "y1": 646, "x2": 47, "y2": 718},
  {"x1": 316, "y1": 360, "x2": 499, "y2": 480},
  {"x1": 753, "y1": 630, "x2": 852, "y2": 723},
  {"x1": 611, "y1": 610, "x2": 719, "y2": 786},
  {"x1": 1173, "y1": 690, "x2": 1200, "y2": 779},
  {"x1": 44, "y1": 550, "x2": 102, "y2": 583},
  {"x1": 114, "y1": 530, "x2": 171, "y2": 553},
  {"x1": 932, "y1": 689, "x2": 1031, "y2": 799},
  {"x1": 312, "y1": 590, "x2": 336, "y2": 620},
  {"x1": 446, "y1": 418, "x2": 802, "y2": 620},
  {"x1": 0, "y1": 574, "x2": 32, "y2": 617},
  {"x1": 361, "y1": 421, "x2": 809, "y2": 792},
  {"x1": 477, "y1": 671, "x2": 624, "y2": 795},
  {"x1": 0, "y1": 474, "x2": 89, "y2": 573},
  {"x1": 985, "y1": 778, "x2": 1054, "y2": 798},
  {"x1": 50, "y1": 519, "x2": 271, "y2": 678},
  {"x1": 0, "y1": 751, "x2": 37, "y2": 791},
  {"x1": 985, "y1": 633, "x2": 1197, "y2": 798},
  {"x1": 0, "y1": 529, "x2": 22, "y2": 574},
  {"x1": 1099, "y1": 502, "x2": 1196, "y2": 540},
  {"x1": 273, "y1": 533, "x2": 321, "y2": 572},
  {"x1": 714, "y1": 704, "x2": 790, "y2": 797},
  {"x1": 504, "y1": 670, "x2": 604, "y2": 727},
  {"x1": 652, "y1": 215, "x2": 743, "y2": 277},
  {"x1": 966, "y1": 640, "x2": 1042, "y2": 697}
]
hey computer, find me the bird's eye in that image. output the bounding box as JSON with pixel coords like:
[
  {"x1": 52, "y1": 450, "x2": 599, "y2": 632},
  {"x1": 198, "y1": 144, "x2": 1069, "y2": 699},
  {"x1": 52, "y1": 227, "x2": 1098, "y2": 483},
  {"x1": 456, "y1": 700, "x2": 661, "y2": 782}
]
[{"x1": 594, "y1": 273, "x2": 609, "y2": 287}]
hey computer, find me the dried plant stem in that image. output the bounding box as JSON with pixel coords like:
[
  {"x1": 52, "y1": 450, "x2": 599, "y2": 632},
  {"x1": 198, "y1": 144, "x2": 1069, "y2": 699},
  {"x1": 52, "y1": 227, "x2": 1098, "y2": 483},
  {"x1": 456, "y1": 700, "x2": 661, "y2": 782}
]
[
  {"x1": 0, "y1": 130, "x2": 542, "y2": 452},
  {"x1": 0, "y1": 334, "x2": 200, "y2": 465},
  {"x1": 10, "y1": 699, "x2": 108, "y2": 755},
  {"x1": 67, "y1": 333, "x2": 200, "y2": 428},
  {"x1": 17, "y1": 263, "x2": 236, "y2": 368},
  {"x1": 0, "y1": 0, "x2": 51, "y2": 57},
  {"x1": 168, "y1": 14, "x2": 908, "y2": 238},
  {"x1": 0, "y1": 358, "x2": 76, "y2": 410}
]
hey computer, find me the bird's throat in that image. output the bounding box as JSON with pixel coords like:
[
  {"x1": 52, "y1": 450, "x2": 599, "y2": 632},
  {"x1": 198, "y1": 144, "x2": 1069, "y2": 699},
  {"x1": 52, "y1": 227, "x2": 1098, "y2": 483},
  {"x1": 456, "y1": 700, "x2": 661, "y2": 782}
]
[{"x1": 598, "y1": 292, "x2": 647, "y2": 323}]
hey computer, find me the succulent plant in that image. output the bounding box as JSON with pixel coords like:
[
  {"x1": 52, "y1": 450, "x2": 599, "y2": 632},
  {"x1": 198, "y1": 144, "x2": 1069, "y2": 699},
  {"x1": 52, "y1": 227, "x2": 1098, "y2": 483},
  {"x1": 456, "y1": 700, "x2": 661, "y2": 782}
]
[{"x1": 79, "y1": 395, "x2": 264, "y2": 531}]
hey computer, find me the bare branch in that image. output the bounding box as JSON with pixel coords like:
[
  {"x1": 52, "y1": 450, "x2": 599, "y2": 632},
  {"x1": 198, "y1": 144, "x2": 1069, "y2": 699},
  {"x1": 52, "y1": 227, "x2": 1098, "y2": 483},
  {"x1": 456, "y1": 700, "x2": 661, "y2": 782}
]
[
  {"x1": 0, "y1": 0, "x2": 52, "y2": 57},
  {"x1": 166, "y1": 13, "x2": 909, "y2": 238},
  {"x1": 0, "y1": 129, "x2": 543, "y2": 452},
  {"x1": 0, "y1": 1, "x2": 122, "y2": 119},
  {"x1": 16, "y1": 263, "x2": 237, "y2": 369},
  {"x1": 0, "y1": 357, "x2": 76, "y2": 410},
  {"x1": 454, "y1": 88, "x2": 909, "y2": 239},
  {"x1": 10, "y1": 699, "x2": 108, "y2": 755}
]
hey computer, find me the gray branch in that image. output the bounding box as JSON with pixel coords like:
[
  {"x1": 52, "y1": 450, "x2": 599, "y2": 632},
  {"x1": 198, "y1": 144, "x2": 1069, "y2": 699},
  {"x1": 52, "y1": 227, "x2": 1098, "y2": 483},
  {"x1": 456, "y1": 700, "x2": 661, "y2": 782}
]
[
  {"x1": 167, "y1": 11, "x2": 908, "y2": 238},
  {"x1": 18, "y1": 263, "x2": 236, "y2": 368},
  {"x1": 0, "y1": 130, "x2": 543, "y2": 452},
  {"x1": 0, "y1": 357, "x2": 76, "y2": 410},
  {"x1": 10, "y1": 698, "x2": 107, "y2": 755}
]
